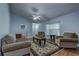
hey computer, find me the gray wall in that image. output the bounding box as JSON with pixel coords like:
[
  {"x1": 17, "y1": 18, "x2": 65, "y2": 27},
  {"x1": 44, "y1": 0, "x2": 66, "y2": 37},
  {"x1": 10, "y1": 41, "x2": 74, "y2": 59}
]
[
  {"x1": 0, "y1": 4, "x2": 10, "y2": 39},
  {"x1": 10, "y1": 14, "x2": 32, "y2": 37},
  {"x1": 0, "y1": 3, "x2": 10, "y2": 56},
  {"x1": 46, "y1": 11, "x2": 79, "y2": 37},
  {"x1": 38, "y1": 23, "x2": 46, "y2": 32},
  {"x1": 10, "y1": 14, "x2": 46, "y2": 37}
]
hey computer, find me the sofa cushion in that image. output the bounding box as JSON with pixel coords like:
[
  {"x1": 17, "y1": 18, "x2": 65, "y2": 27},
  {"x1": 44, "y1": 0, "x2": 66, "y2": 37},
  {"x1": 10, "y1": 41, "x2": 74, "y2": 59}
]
[
  {"x1": 3, "y1": 41, "x2": 31, "y2": 53},
  {"x1": 60, "y1": 38, "x2": 78, "y2": 42},
  {"x1": 16, "y1": 37, "x2": 27, "y2": 42},
  {"x1": 63, "y1": 33, "x2": 78, "y2": 38},
  {"x1": 2, "y1": 34, "x2": 16, "y2": 44}
]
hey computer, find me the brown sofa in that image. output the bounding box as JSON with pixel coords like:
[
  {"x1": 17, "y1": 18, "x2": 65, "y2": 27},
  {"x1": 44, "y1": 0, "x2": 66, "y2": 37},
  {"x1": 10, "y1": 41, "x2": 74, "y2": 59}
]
[
  {"x1": 0, "y1": 34, "x2": 31, "y2": 56},
  {"x1": 55, "y1": 33, "x2": 78, "y2": 48}
]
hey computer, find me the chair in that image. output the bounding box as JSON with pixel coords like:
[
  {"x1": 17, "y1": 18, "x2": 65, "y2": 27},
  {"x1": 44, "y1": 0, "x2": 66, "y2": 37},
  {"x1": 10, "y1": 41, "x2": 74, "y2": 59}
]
[
  {"x1": 59, "y1": 33, "x2": 78, "y2": 48},
  {"x1": 0, "y1": 34, "x2": 31, "y2": 56}
]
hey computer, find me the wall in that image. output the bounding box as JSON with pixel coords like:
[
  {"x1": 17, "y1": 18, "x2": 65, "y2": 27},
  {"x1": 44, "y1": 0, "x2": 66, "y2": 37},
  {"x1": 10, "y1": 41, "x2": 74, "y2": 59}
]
[
  {"x1": 46, "y1": 11, "x2": 79, "y2": 37},
  {"x1": 0, "y1": 4, "x2": 10, "y2": 39},
  {"x1": 0, "y1": 3, "x2": 10, "y2": 56},
  {"x1": 10, "y1": 14, "x2": 32, "y2": 37},
  {"x1": 10, "y1": 14, "x2": 46, "y2": 38},
  {"x1": 38, "y1": 23, "x2": 46, "y2": 32}
]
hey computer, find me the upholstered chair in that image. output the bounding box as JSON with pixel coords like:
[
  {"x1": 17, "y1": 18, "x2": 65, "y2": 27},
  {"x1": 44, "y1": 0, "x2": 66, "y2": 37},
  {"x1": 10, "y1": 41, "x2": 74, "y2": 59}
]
[{"x1": 59, "y1": 33, "x2": 78, "y2": 48}]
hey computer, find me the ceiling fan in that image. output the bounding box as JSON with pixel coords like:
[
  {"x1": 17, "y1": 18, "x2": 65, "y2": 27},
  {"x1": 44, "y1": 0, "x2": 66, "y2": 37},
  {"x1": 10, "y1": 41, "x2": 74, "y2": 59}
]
[{"x1": 31, "y1": 7, "x2": 41, "y2": 21}]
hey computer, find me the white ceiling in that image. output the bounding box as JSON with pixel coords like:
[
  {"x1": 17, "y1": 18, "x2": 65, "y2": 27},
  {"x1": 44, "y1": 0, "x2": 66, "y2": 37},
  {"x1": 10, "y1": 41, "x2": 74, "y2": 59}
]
[{"x1": 9, "y1": 3, "x2": 79, "y2": 22}]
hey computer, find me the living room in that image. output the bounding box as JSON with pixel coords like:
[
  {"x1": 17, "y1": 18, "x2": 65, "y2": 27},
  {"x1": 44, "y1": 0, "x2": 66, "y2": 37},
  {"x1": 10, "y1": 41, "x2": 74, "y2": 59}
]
[{"x1": 0, "y1": 3, "x2": 79, "y2": 56}]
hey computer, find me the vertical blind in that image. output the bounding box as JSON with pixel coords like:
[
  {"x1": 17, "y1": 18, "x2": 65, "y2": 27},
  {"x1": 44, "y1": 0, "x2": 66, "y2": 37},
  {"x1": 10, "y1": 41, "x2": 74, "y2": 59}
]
[{"x1": 46, "y1": 23, "x2": 60, "y2": 36}]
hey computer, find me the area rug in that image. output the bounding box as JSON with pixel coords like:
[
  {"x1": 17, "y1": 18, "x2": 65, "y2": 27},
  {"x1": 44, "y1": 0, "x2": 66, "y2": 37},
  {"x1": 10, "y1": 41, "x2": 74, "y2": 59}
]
[{"x1": 31, "y1": 41, "x2": 60, "y2": 56}]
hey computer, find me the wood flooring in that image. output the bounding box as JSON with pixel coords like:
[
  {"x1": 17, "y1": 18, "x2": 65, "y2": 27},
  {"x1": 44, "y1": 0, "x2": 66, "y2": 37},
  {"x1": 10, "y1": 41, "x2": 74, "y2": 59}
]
[{"x1": 52, "y1": 48, "x2": 79, "y2": 56}]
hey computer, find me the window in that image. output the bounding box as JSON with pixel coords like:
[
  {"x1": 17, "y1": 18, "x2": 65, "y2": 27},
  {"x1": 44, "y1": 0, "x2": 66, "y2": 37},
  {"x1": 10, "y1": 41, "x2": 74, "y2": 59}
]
[
  {"x1": 46, "y1": 23, "x2": 60, "y2": 36},
  {"x1": 32, "y1": 23, "x2": 41, "y2": 36}
]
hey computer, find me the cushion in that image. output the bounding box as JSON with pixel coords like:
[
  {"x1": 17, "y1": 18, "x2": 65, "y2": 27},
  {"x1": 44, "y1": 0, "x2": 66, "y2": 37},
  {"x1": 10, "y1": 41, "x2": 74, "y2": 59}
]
[
  {"x1": 8, "y1": 34, "x2": 16, "y2": 41},
  {"x1": 16, "y1": 38, "x2": 27, "y2": 42},
  {"x1": 16, "y1": 34, "x2": 22, "y2": 39},
  {"x1": 63, "y1": 33, "x2": 77, "y2": 38},
  {"x1": 2, "y1": 34, "x2": 16, "y2": 44},
  {"x1": 60, "y1": 38, "x2": 78, "y2": 42},
  {"x1": 3, "y1": 41, "x2": 31, "y2": 52},
  {"x1": 16, "y1": 35, "x2": 28, "y2": 42}
]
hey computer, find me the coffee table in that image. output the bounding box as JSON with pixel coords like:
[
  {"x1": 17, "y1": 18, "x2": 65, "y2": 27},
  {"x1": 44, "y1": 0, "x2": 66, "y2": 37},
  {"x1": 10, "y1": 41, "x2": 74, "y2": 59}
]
[{"x1": 33, "y1": 36, "x2": 46, "y2": 46}]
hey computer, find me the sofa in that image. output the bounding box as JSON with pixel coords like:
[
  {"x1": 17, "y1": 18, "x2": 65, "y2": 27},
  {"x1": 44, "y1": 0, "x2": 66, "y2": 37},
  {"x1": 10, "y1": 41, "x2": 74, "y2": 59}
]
[
  {"x1": 0, "y1": 34, "x2": 31, "y2": 56},
  {"x1": 55, "y1": 33, "x2": 78, "y2": 48}
]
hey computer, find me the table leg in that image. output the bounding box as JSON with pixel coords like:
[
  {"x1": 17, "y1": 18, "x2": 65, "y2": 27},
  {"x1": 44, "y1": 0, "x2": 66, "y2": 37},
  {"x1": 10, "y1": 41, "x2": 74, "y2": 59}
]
[
  {"x1": 37, "y1": 39, "x2": 38, "y2": 42},
  {"x1": 36, "y1": 39, "x2": 38, "y2": 44},
  {"x1": 33, "y1": 37, "x2": 35, "y2": 42},
  {"x1": 39, "y1": 40, "x2": 41, "y2": 46},
  {"x1": 44, "y1": 39, "x2": 46, "y2": 45}
]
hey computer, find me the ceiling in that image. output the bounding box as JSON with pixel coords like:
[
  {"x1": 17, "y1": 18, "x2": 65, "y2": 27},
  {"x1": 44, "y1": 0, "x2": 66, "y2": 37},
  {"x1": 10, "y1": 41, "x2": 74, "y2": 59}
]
[{"x1": 9, "y1": 3, "x2": 79, "y2": 22}]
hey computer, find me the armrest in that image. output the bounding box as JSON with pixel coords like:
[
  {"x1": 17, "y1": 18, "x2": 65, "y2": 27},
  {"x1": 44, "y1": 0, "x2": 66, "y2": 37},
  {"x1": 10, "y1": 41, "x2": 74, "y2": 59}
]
[
  {"x1": 56, "y1": 36, "x2": 63, "y2": 39},
  {"x1": 60, "y1": 38, "x2": 78, "y2": 42},
  {"x1": 2, "y1": 41, "x2": 31, "y2": 53}
]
